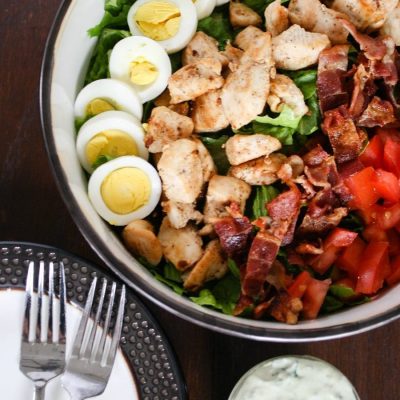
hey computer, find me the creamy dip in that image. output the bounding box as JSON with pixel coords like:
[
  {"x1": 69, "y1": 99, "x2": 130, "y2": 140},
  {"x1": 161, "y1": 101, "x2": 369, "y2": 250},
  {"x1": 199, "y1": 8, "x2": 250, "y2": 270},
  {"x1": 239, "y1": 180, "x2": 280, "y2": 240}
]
[{"x1": 229, "y1": 356, "x2": 359, "y2": 400}]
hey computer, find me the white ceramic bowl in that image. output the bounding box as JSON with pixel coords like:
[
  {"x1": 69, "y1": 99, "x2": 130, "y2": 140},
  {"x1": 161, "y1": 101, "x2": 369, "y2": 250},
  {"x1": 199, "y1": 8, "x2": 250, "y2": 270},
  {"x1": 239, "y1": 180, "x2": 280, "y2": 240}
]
[{"x1": 40, "y1": 0, "x2": 400, "y2": 341}]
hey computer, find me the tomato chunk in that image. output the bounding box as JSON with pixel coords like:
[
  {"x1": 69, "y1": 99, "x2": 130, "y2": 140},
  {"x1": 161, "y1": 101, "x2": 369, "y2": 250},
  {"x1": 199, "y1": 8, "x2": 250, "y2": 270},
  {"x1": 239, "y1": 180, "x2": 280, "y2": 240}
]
[
  {"x1": 362, "y1": 223, "x2": 388, "y2": 242},
  {"x1": 387, "y1": 255, "x2": 400, "y2": 286},
  {"x1": 359, "y1": 134, "x2": 383, "y2": 169},
  {"x1": 336, "y1": 236, "x2": 366, "y2": 277},
  {"x1": 302, "y1": 278, "x2": 331, "y2": 320},
  {"x1": 287, "y1": 271, "x2": 312, "y2": 298},
  {"x1": 374, "y1": 169, "x2": 400, "y2": 204},
  {"x1": 356, "y1": 241, "x2": 389, "y2": 294},
  {"x1": 345, "y1": 167, "x2": 379, "y2": 209},
  {"x1": 383, "y1": 138, "x2": 400, "y2": 177},
  {"x1": 375, "y1": 203, "x2": 400, "y2": 230}
]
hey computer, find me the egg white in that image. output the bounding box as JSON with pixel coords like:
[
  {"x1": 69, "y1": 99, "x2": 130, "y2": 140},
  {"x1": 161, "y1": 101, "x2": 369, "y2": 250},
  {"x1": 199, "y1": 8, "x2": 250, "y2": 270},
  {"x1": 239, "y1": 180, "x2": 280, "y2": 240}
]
[
  {"x1": 215, "y1": 0, "x2": 229, "y2": 5},
  {"x1": 109, "y1": 36, "x2": 171, "y2": 103},
  {"x1": 76, "y1": 110, "x2": 148, "y2": 174},
  {"x1": 88, "y1": 155, "x2": 162, "y2": 226},
  {"x1": 195, "y1": 0, "x2": 216, "y2": 19},
  {"x1": 74, "y1": 78, "x2": 143, "y2": 121},
  {"x1": 127, "y1": 0, "x2": 198, "y2": 54}
]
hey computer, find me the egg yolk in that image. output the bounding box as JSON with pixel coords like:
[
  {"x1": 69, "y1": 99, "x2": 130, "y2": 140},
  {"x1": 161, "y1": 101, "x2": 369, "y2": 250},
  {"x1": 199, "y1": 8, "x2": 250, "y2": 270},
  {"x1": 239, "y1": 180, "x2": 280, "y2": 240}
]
[
  {"x1": 86, "y1": 130, "x2": 138, "y2": 167},
  {"x1": 134, "y1": 1, "x2": 181, "y2": 41},
  {"x1": 86, "y1": 98, "x2": 116, "y2": 117},
  {"x1": 130, "y1": 56, "x2": 159, "y2": 85},
  {"x1": 101, "y1": 167, "x2": 151, "y2": 214}
]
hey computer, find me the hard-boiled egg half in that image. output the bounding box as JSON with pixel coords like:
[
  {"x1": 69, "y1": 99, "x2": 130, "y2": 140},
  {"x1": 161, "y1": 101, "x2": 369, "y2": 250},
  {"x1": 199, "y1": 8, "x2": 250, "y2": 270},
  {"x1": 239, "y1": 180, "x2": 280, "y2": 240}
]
[
  {"x1": 74, "y1": 78, "x2": 143, "y2": 122},
  {"x1": 109, "y1": 36, "x2": 172, "y2": 103},
  {"x1": 194, "y1": 0, "x2": 216, "y2": 19},
  {"x1": 127, "y1": 0, "x2": 197, "y2": 53},
  {"x1": 76, "y1": 110, "x2": 148, "y2": 174},
  {"x1": 88, "y1": 156, "x2": 162, "y2": 225},
  {"x1": 216, "y1": 0, "x2": 229, "y2": 5}
]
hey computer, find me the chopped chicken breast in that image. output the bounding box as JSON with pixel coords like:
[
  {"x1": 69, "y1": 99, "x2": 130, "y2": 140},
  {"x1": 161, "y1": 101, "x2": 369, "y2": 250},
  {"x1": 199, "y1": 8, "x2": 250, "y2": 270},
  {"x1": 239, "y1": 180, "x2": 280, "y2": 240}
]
[
  {"x1": 229, "y1": 1, "x2": 262, "y2": 28},
  {"x1": 154, "y1": 90, "x2": 190, "y2": 116},
  {"x1": 184, "y1": 240, "x2": 228, "y2": 291},
  {"x1": 225, "y1": 134, "x2": 282, "y2": 166},
  {"x1": 168, "y1": 58, "x2": 224, "y2": 104},
  {"x1": 145, "y1": 106, "x2": 194, "y2": 153},
  {"x1": 191, "y1": 89, "x2": 230, "y2": 133},
  {"x1": 272, "y1": 25, "x2": 331, "y2": 70},
  {"x1": 267, "y1": 74, "x2": 309, "y2": 117},
  {"x1": 162, "y1": 200, "x2": 203, "y2": 229},
  {"x1": 122, "y1": 220, "x2": 163, "y2": 266},
  {"x1": 229, "y1": 153, "x2": 287, "y2": 185},
  {"x1": 182, "y1": 31, "x2": 228, "y2": 66},
  {"x1": 204, "y1": 175, "x2": 251, "y2": 223},
  {"x1": 288, "y1": 0, "x2": 349, "y2": 44},
  {"x1": 158, "y1": 139, "x2": 203, "y2": 204},
  {"x1": 158, "y1": 217, "x2": 203, "y2": 271},
  {"x1": 221, "y1": 44, "x2": 244, "y2": 69},
  {"x1": 265, "y1": 0, "x2": 289, "y2": 36},
  {"x1": 381, "y1": 4, "x2": 400, "y2": 45},
  {"x1": 332, "y1": 0, "x2": 397, "y2": 31},
  {"x1": 235, "y1": 25, "x2": 265, "y2": 50},
  {"x1": 193, "y1": 138, "x2": 217, "y2": 182}
]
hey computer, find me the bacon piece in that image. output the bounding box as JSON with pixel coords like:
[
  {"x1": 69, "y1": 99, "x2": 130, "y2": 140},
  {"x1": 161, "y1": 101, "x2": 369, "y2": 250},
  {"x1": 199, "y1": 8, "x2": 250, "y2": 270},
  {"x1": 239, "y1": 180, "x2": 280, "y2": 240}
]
[
  {"x1": 370, "y1": 38, "x2": 399, "y2": 86},
  {"x1": 317, "y1": 45, "x2": 350, "y2": 113},
  {"x1": 242, "y1": 231, "x2": 281, "y2": 298},
  {"x1": 322, "y1": 106, "x2": 366, "y2": 163},
  {"x1": 268, "y1": 292, "x2": 303, "y2": 324},
  {"x1": 213, "y1": 217, "x2": 253, "y2": 260},
  {"x1": 267, "y1": 185, "x2": 302, "y2": 246},
  {"x1": 233, "y1": 293, "x2": 255, "y2": 316},
  {"x1": 358, "y1": 96, "x2": 397, "y2": 128}
]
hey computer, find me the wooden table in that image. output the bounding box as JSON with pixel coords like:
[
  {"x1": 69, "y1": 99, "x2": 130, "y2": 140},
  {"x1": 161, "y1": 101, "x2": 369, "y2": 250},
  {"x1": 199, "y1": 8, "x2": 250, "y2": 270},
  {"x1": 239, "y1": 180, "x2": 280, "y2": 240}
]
[{"x1": 1, "y1": 1, "x2": 399, "y2": 398}]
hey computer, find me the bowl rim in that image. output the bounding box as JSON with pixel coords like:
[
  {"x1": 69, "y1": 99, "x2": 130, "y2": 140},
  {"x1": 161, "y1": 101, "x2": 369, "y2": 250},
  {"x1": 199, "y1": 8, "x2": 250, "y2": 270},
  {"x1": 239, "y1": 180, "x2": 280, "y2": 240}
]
[{"x1": 40, "y1": 0, "x2": 400, "y2": 342}]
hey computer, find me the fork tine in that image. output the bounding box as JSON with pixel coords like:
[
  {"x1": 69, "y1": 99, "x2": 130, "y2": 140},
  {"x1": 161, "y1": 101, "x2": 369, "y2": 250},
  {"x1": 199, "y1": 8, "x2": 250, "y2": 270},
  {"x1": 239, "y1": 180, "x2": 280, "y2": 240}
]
[
  {"x1": 96, "y1": 281, "x2": 116, "y2": 363},
  {"x1": 35, "y1": 261, "x2": 45, "y2": 342},
  {"x1": 47, "y1": 262, "x2": 54, "y2": 342},
  {"x1": 85, "y1": 278, "x2": 107, "y2": 361},
  {"x1": 71, "y1": 277, "x2": 97, "y2": 357},
  {"x1": 58, "y1": 262, "x2": 67, "y2": 344},
  {"x1": 22, "y1": 262, "x2": 35, "y2": 342},
  {"x1": 107, "y1": 285, "x2": 125, "y2": 365}
]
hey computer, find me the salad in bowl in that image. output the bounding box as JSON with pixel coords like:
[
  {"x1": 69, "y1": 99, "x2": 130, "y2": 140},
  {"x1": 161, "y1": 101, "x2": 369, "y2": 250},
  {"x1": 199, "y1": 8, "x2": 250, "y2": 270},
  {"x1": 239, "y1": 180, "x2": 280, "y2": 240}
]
[{"x1": 42, "y1": 0, "x2": 400, "y2": 338}]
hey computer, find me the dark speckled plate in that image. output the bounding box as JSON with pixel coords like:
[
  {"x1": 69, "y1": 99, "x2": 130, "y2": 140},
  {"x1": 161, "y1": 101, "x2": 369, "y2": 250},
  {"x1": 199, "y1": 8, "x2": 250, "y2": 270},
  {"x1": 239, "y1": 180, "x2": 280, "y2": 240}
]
[{"x1": 0, "y1": 241, "x2": 187, "y2": 400}]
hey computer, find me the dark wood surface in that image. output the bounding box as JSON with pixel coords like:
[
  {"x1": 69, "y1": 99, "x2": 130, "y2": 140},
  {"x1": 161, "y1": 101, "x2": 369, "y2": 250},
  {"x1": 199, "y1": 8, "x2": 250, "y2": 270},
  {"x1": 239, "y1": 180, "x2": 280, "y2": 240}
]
[{"x1": 0, "y1": 1, "x2": 399, "y2": 399}]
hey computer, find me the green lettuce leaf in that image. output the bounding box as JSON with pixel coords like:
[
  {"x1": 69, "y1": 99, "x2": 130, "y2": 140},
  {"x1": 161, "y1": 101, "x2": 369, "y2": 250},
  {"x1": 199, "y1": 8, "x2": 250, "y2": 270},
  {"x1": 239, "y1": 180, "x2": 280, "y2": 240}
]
[
  {"x1": 92, "y1": 154, "x2": 114, "y2": 169},
  {"x1": 255, "y1": 106, "x2": 302, "y2": 129},
  {"x1": 287, "y1": 69, "x2": 317, "y2": 100},
  {"x1": 227, "y1": 258, "x2": 240, "y2": 279},
  {"x1": 84, "y1": 28, "x2": 131, "y2": 84},
  {"x1": 163, "y1": 262, "x2": 183, "y2": 283},
  {"x1": 200, "y1": 135, "x2": 231, "y2": 174},
  {"x1": 296, "y1": 94, "x2": 319, "y2": 136},
  {"x1": 251, "y1": 185, "x2": 280, "y2": 219}
]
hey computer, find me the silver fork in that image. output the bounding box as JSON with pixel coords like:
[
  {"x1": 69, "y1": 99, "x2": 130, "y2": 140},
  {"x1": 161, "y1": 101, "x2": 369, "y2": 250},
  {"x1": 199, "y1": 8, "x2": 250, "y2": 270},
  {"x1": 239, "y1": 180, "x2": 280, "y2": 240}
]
[
  {"x1": 62, "y1": 277, "x2": 126, "y2": 400},
  {"x1": 19, "y1": 260, "x2": 67, "y2": 400}
]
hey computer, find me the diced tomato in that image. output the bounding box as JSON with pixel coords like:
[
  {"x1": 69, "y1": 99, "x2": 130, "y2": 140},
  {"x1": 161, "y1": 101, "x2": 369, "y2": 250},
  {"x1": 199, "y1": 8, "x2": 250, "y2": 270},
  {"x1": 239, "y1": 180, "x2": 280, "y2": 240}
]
[
  {"x1": 387, "y1": 229, "x2": 400, "y2": 256},
  {"x1": 356, "y1": 241, "x2": 389, "y2": 294},
  {"x1": 310, "y1": 228, "x2": 358, "y2": 274},
  {"x1": 287, "y1": 271, "x2": 312, "y2": 298},
  {"x1": 374, "y1": 169, "x2": 400, "y2": 204},
  {"x1": 302, "y1": 278, "x2": 331, "y2": 320},
  {"x1": 359, "y1": 135, "x2": 383, "y2": 169},
  {"x1": 375, "y1": 203, "x2": 400, "y2": 230},
  {"x1": 345, "y1": 167, "x2": 379, "y2": 209},
  {"x1": 336, "y1": 236, "x2": 366, "y2": 277},
  {"x1": 362, "y1": 223, "x2": 388, "y2": 242},
  {"x1": 386, "y1": 255, "x2": 400, "y2": 286},
  {"x1": 377, "y1": 128, "x2": 400, "y2": 144},
  {"x1": 383, "y1": 138, "x2": 400, "y2": 177}
]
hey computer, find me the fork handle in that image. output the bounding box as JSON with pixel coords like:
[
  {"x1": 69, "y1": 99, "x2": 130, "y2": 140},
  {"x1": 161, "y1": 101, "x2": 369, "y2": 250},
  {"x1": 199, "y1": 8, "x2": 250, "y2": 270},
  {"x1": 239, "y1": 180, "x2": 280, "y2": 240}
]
[{"x1": 33, "y1": 384, "x2": 45, "y2": 400}]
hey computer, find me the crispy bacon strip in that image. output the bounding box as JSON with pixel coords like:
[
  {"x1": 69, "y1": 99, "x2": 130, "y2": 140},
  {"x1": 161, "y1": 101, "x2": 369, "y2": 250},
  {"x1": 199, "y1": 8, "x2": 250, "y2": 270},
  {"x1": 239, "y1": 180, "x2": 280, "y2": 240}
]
[
  {"x1": 317, "y1": 45, "x2": 350, "y2": 113},
  {"x1": 358, "y1": 96, "x2": 397, "y2": 127}
]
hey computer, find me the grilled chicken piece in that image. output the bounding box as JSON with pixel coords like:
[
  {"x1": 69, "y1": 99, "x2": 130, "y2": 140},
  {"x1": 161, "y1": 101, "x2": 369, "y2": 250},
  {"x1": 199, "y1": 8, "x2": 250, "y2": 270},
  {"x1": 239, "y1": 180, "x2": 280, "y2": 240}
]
[
  {"x1": 183, "y1": 240, "x2": 228, "y2": 291},
  {"x1": 265, "y1": 0, "x2": 289, "y2": 36},
  {"x1": 272, "y1": 24, "x2": 331, "y2": 70},
  {"x1": 145, "y1": 106, "x2": 194, "y2": 153},
  {"x1": 381, "y1": 4, "x2": 400, "y2": 45},
  {"x1": 332, "y1": 0, "x2": 398, "y2": 31},
  {"x1": 154, "y1": 90, "x2": 190, "y2": 116},
  {"x1": 204, "y1": 175, "x2": 251, "y2": 223},
  {"x1": 267, "y1": 74, "x2": 308, "y2": 117},
  {"x1": 229, "y1": 153, "x2": 287, "y2": 185},
  {"x1": 221, "y1": 44, "x2": 244, "y2": 70},
  {"x1": 193, "y1": 138, "x2": 217, "y2": 182},
  {"x1": 122, "y1": 220, "x2": 163, "y2": 266},
  {"x1": 158, "y1": 139, "x2": 203, "y2": 204},
  {"x1": 277, "y1": 154, "x2": 304, "y2": 182},
  {"x1": 191, "y1": 89, "x2": 230, "y2": 133},
  {"x1": 162, "y1": 200, "x2": 203, "y2": 229},
  {"x1": 288, "y1": 0, "x2": 349, "y2": 44},
  {"x1": 225, "y1": 134, "x2": 282, "y2": 166},
  {"x1": 182, "y1": 31, "x2": 228, "y2": 66},
  {"x1": 229, "y1": 0, "x2": 262, "y2": 28},
  {"x1": 235, "y1": 25, "x2": 265, "y2": 50},
  {"x1": 158, "y1": 217, "x2": 203, "y2": 271},
  {"x1": 168, "y1": 58, "x2": 224, "y2": 104}
]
